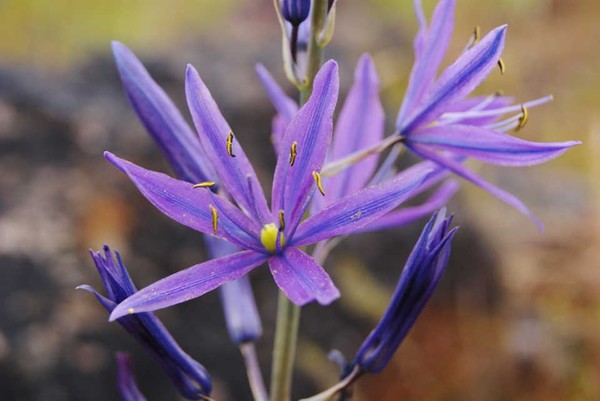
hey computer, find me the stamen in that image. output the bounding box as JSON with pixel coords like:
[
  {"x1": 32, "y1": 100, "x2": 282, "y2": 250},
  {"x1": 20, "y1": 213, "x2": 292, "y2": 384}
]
[
  {"x1": 516, "y1": 104, "x2": 528, "y2": 131},
  {"x1": 495, "y1": 90, "x2": 505, "y2": 97},
  {"x1": 289, "y1": 141, "x2": 298, "y2": 166},
  {"x1": 226, "y1": 132, "x2": 236, "y2": 157},
  {"x1": 128, "y1": 308, "x2": 135, "y2": 315},
  {"x1": 278, "y1": 210, "x2": 286, "y2": 231},
  {"x1": 473, "y1": 26, "x2": 481, "y2": 44},
  {"x1": 209, "y1": 205, "x2": 218, "y2": 234},
  {"x1": 497, "y1": 58, "x2": 505, "y2": 75},
  {"x1": 440, "y1": 95, "x2": 553, "y2": 121},
  {"x1": 312, "y1": 171, "x2": 325, "y2": 196},
  {"x1": 192, "y1": 181, "x2": 216, "y2": 189}
]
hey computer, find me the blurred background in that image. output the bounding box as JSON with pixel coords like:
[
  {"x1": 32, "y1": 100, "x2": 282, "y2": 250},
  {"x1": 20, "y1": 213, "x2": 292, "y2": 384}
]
[{"x1": 0, "y1": 0, "x2": 597, "y2": 400}]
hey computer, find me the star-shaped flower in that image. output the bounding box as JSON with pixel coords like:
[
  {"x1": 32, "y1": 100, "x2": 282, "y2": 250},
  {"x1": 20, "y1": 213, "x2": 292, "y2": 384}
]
[{"x1": 107, "y1": 60, "x2": 434, "y2": 319}]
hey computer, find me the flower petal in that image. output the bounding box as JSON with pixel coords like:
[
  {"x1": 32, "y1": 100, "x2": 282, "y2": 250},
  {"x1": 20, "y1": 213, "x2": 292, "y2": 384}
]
[
  {"x1": 269, "y1": 248, "x2": 340, "y2": 306},
  {"x1": 110, "y1": 251, "x2": 269, "y2": 320},
  {"x1": 255, "y1": 64, "x2": 298, "y2": 122},
  {"x1": 116, "y1": 353, "x2": 148, "y2": 401},
  {"x1": 408, "y1": 144, "x2": 543, "y2": 229},
  {"x1": 317, "y1": 54, "x2": 385, "y2": 210},
  {"x1": 410, "y1": 124, "x2": 581, "y2": 166},
  {"x1": 397, "y1": 0, "x2": 455, "y2": 123},
  {"x1": 293, "y1": 162, "x2": 433, "y2": 246},
  {"x1": 112, "y1": 42, "x2": 216, "y2": 184},
  {"x1": 401, "y1": 25, "x2": 507, "y2": 133},
  {"x1": 357, "y1": 180, "x2": 459, "y2": 233},
  {"x1": 106, "y1": 152, "x2": 263, "y2": 251},
  {"x1": 271, "y1": 60, "x2": 339, "y2": 236},
  {"x1": 185, "y1": 65, "x2": 272, "y2": 224}
]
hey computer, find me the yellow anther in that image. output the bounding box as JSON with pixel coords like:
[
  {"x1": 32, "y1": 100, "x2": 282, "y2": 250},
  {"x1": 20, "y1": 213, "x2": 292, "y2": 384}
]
[
  {"x1": 278, "y1": 210, "x2": 285, "y2": 231},
  {"x1": 260, "y1": 223, "x2": 285, "y2": 253},
  {"x1": 289, "y1": 141, "x2": 298, "y2": 166},
  {"x1": 209, "y1": 205, "x2": 218, "y2": 234},
  {"x1": 472, "y1": 26, "x2": 481, "y2": 45},
  {"x1": 128, "y1": 308, "x2": 135, "y2": 315},
  {"x1": 312, "y1": 171, "x2": 325, "y2": 196},
  {"x1": 497, "y1": 58, "x2": 505, "y2": 75},
  {"x1": 192, "y1": 181, "x2": 216, "y2": 189},
  {"x1": 516, "y1": 104, "x2": 529, "y2": 131},
  {"x1": 495, "y1": 89, "x2": 505, "y2": 97},
  {"x1": 226, "y1": 132, "x2": 236, "y2": 157}
]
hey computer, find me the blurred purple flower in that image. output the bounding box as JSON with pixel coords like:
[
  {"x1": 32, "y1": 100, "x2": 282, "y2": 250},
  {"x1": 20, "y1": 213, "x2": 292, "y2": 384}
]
[
  {"x1": 116, "y1": 352, "x2": 147, "y2": 401},
  {"x1": 112, "y1": 42, "x2": 262, "y2": 344},
  {"x1": 393, "y1": 0, "x2": 580, "y2": 226},
  {"x1": 106, "y1": 60, "x2": 434, "y2": 316},
  {"x1": 280, "y1": 0, "x2": 311, "y2": 26},
  {"x1": 78, "y1": 246, "x2": 211, "y2": 400},
  {"x1": 352, "y1": 209, "x2": 457, "y2": 373}
]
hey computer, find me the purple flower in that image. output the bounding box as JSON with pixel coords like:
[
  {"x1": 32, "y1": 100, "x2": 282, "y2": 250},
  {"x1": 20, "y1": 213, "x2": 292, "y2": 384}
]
[
  {"x1": 256, "y1": 55, "x2": 457, "y2": 229},
  {"x1": 106, "y1": 60, "x2": 434, "y2": 318},
  {"x1": 113, "y1": 42, "x2": 262, "y2": 345},
  {"x1": 353, "y1": 209, "x2": 457, "y2": 373},
  {"x1": 78, "y1": 246, "x2": 211, "y2": 400},
  {"x1": 116, "y1": 352, "x2": 147, "y2": 401},
  {"x1": 393, "y1": 0, "x2": 580, "y2": 226}
]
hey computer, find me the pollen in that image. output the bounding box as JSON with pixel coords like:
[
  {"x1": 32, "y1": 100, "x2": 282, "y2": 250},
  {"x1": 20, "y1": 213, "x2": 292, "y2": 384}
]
[
  {"x1": 128, "y1": 308, "x2": 135, "y2": 315},
  {"x1": 516, "y1": 104, "x2": 528, "y2": 131},
  {"x1": 209, "y1": 205, "x2": 218, "y2": 234},
  {"x1": 497, "y1": 58, "x2": 505, "y2": 75},
  {"x1": 312, "y1": 171, "x2": 325, "y2": 196},
  {"x1": 278, "y1": 210, "x2": 286, "y2": 231},
  {"x1": 192, "y1": 181, "x2": 216, "y2": 188},
  {"x1": 261, "y1": 223, "x2": 285, "y2": 253},
  {"x1": 289, "y1": 141, "x2": 298, "y2": 166},
  {"x1": 226, "y1": 132, "x2": 236, "y2": 157},
  {"x1": 472, "y1": 26, "x2": 481, "y2": 46}
]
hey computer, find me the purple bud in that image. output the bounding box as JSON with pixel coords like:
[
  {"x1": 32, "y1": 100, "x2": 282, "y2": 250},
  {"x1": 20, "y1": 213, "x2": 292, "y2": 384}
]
[
  {"x1": 79, "y1": 246, "x2": 212, "y2": 400},
  {"x1": 353, "y1": 209, "x2": 457, "y2": 373},
  {"x1": 280, "y1": 0, "x2": 311, "y2": 26}
]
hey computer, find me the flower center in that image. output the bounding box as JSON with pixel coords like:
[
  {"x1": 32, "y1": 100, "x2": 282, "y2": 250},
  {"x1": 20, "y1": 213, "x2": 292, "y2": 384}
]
[{"x1": 260, "y1": 223, "x2": 285, "y2": 253}]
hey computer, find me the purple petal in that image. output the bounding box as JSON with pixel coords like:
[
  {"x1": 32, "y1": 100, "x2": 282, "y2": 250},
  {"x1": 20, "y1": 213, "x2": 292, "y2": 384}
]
[
  {"x1": 110, "y1": 251, "x2": 269, "y2": 320},
  {"x1": 105, "y1": 152, "x2": 263, "y2": 251},
  {"x1": 77, "y1": 285, "x2": 117, "y2": 311},
  {"x1": 255, "y1": 63, "x2": 298, "y2": 123},
  {"x1": 397, "y1": 0, "x2": 455, "y2": 123},
  {"x1": 292, "y1": 162, "x2": 433, "y2": 246},
  {"x1": 358, "y1": 180, "x2": 459, "y2": 233},
  {"x1": 319, "y1": 54, "x2": 384, "y2": 209},
  {"x1": 185, "y1": 65, "x2": 272, "y2": 224},
  {"x1": 409, "y1": 124, "x2": 581, "y2": 166},
  {"x1": 268, "y1": 248, "x2": 340, "y2": 306},
  {"x1": 408, "y1": 144, "x2": 543, "y2": 229},
  {"x1": 271, "y1": 60, "x2": 339, "y2": 236},
  {"x1": 112, "y1": 42, "x2": 216, "y2": 184},
  {"x1": 401, "y1": 25, "x2": 507, "y2": 133}
]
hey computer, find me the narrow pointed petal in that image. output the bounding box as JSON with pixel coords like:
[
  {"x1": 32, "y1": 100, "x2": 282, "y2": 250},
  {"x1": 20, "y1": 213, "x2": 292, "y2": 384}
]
[
  {"x1": 401, "y1": 25, "x2": 507, "y2": 133},
  {"x1": 410, "y1": 124, "x2": 582, "y2": 166},
  {"x1": 269, "y1": 248, "x2": 340, "y2": 306},
  {"x1": 112, "y1": 42, "x2": 216, "y2": 184},
  {"x1": 320, "y1": 54, "x2": 384, "y2": 209},
  {"x1": 255, "y1": 63, "x2": 298, "y2": 123},
  {"x1": 358, "y1": 180, "x2": 459, "y2": 233},
  {"x1": 185, "y1": 65, "x2": 271, "y2": 224},
  {"x1": 106, "y1": 152, "x2": 263, "y2": 251},
  {"x1": 397, "y1": 0, "x2": 455, "y2": 123},
  {"x1": 77, "y1": 285, "x2": 117, "y2": 311},
  {"x1": 271, "y1": 60, "x2": 339, "y2": 235},
  {"x1": 293, "y1": 163, "x2": 433, "y2": 246},
  {"x1": 206, "y1": 236, "x2": 263, "y2": 344},
  {"x1": 110, "y1": 251, "x2": 269, "y2": 320},
  {"x1": 408, "y1": 144, "x2": 543, "y2": 229}
]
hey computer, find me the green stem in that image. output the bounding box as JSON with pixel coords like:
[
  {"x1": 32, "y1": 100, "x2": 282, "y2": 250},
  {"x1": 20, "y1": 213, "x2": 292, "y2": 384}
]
[
  {"x1": 300, "y1": 0, "x2": 329, "y2": 102},
  {"x1": 270, "y1": 291, "x2": 301, "y2": 401}
]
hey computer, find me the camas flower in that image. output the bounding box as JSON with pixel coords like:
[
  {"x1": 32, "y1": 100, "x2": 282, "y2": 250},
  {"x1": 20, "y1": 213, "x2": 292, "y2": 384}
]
[
  {"x1": 257, "y1": 54, "x2": 458, "y2": 231},
  {"x1": 78, "y1": 246, "x2": 211, "y2": 400},
  {"x1": 112, "y1": 42, "x2": 262, "y2": 345},
  {"x1": 106, "y1": 60, "x2": 434, "y2": 319},
  {"x1": 391, "y1": 0, "x2": 580, "y2": 226}
]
